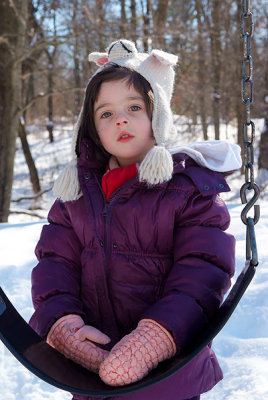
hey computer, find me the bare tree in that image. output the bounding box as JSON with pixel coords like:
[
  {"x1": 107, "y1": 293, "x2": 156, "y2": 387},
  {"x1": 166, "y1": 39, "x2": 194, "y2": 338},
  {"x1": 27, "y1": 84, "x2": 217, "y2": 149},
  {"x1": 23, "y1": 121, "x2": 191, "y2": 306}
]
[
  {"x1": 45, "y1": 4, "x2": 58, "y2": 143},
  {"x1": 257, "y1": 39, "x2": 268, "y2": 191},
  {"x1": 195, "y1": 0, "x2": 208, "y2": 140},
  {"x1": 141, "y1": 0, "x2": 151, "y2": 51},
  {"x1": 152, "y1": 0, "x2": 168, "y2": 48},
  {"x1": 200, "y1": 0, "x2": 222, "y2": 140},
  {"x1": 210, "y1": 0, "x2": 222, "y2": 140},
  {"x1": 0, "y1": 0, "x2": 29, "y2": 222},
  {"x1": 19, "y1": 2, "x2": 46, "y2": 196},
  {"x1": 18, "y1": 118, "x2": 41, "y2": 194},
  {"x1": 258, "y1": 119, "x2": 268, "y2": 169},
  {"x1": 234, "y1": 0, "x2": 244, "y2": 151},
  {"x1": 130, "y1": 0, "x2": 138, "y2": 44},
  {"x1": 72, "y1": 0, "x2": 82, "y2": 116},
  {"x1": 120, "y1": 0, "x2": 127, "y2": 37}
]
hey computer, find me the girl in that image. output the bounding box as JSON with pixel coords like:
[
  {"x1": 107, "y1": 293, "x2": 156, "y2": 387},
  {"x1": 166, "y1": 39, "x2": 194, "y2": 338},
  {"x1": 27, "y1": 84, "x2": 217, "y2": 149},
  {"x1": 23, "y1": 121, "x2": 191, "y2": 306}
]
[{"x1": 30, "y1": 40, "x2": 241, "y2": 400}]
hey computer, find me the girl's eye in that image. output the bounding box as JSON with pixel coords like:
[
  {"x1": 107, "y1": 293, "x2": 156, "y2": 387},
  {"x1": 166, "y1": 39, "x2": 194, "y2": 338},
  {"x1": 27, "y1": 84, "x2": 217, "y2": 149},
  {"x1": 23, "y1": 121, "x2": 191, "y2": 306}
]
[
  {"x1": 100, "y1": 111, "x2": 112, "y2": 119},
  {"x1": 130, "y1": 105, "x2": 141, "y2": 112}
]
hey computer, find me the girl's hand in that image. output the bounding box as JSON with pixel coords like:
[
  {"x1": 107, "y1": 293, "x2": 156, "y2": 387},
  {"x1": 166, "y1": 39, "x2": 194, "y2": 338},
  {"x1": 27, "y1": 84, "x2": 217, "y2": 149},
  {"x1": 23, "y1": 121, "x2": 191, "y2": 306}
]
[
  {"x1": 47, "y1": 314, "x2": 110, "y2": 373},
  {"x1": 99, "y1": 319, "x2": 176, "y2": 386}
]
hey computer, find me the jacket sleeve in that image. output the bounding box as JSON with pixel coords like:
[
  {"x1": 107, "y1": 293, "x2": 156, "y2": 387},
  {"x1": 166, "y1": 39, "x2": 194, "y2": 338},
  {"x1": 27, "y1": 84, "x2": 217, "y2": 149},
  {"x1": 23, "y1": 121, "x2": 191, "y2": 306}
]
[
  {"x1": 141, "y1": 189, "x2": 235, "y2": 354},
  {"x1": 29, "y1": 200, "x2": 85, "y2": 338}
]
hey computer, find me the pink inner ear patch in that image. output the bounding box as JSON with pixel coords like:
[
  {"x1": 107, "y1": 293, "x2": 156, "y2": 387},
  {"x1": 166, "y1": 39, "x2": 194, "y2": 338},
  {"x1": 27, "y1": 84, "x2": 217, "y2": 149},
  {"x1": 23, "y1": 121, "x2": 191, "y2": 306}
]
[
  {"x1": 97, "y1": 57, "x2": 109, "y2": 66},
  {"x1": 151, "y1": 50, "x2": 178, "y2": 66},
  {"x1": 152, "y1": 53, "x2": 170, "y2": 65}
]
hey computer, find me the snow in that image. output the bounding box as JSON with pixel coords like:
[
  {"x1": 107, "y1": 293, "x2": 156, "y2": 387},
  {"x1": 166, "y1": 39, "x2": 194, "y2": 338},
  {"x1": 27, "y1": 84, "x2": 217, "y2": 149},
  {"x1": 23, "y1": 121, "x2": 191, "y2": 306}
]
[{"x1": 0, "y1": 119, "x2": 267, "y2": 399}]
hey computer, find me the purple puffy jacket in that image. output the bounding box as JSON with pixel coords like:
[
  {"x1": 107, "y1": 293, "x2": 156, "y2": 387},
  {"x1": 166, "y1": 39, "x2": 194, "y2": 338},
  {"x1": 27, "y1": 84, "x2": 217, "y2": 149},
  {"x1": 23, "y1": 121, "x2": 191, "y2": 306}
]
[{"x1": 30, "y1": 139, "x2": 235, "y2": 400}]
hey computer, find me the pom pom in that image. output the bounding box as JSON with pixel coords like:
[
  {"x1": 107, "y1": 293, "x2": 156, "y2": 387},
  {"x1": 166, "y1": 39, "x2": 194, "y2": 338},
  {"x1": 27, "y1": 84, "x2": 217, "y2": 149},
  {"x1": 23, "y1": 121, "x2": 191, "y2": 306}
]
[
  {"x1": 139, "y1": 146, "x2": 173, "y2": 185},
  {"x1": 53, "y1": 160, "x2": 82, "y2": 202}
]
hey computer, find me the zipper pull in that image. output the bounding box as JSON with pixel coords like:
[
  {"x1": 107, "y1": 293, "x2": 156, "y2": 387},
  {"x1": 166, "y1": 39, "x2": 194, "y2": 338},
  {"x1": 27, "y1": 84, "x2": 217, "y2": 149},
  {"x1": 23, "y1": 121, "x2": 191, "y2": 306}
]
[{"x1": 102, "y1": 204, "x2": 108, "y2": 217}]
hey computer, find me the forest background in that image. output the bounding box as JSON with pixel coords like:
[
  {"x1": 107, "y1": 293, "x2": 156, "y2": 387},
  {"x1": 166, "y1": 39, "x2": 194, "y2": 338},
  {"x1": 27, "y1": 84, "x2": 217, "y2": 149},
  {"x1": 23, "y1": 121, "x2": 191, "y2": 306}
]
[{"x1": 0, "y1": 0, "x2": 267, "y2": 222}]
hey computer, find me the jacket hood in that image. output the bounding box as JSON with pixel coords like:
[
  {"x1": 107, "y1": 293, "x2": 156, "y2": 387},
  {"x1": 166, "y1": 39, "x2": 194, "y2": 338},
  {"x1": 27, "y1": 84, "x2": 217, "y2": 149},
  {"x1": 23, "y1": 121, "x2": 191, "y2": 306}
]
[
  {"x1": 169, "y1": 140, "x2": 242, "y2": 172},
  {"x1": 169, "y1": 140, "x2": 242, "y2": 173}
]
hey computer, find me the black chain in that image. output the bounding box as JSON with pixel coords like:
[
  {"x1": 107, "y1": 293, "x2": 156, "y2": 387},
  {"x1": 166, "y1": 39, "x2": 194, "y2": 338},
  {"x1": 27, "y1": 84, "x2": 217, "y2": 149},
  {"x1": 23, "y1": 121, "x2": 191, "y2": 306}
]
[{"x1": 240, "y1": 0, "x2": 260, "y2": 266}]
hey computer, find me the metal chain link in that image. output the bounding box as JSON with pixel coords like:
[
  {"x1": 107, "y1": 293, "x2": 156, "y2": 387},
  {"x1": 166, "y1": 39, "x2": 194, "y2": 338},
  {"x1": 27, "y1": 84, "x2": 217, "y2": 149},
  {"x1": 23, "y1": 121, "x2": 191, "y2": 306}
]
[{"x1": 240, "y1": 0, "x2": 260, "y2": 266}]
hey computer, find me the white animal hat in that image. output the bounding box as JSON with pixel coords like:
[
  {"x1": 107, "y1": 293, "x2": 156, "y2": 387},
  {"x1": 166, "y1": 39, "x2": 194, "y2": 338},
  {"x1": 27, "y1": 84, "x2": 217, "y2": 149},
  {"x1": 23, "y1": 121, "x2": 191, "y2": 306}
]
[{"x1": 53, "y1": 39, "x2": 178, "y2": 202}]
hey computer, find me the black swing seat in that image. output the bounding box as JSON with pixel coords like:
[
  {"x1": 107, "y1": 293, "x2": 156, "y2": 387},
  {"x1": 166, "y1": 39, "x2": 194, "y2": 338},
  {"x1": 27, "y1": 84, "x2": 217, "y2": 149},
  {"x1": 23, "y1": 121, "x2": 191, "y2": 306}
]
[{"x1": 0, "y1": 261, "x2": 256, "y2": 398}]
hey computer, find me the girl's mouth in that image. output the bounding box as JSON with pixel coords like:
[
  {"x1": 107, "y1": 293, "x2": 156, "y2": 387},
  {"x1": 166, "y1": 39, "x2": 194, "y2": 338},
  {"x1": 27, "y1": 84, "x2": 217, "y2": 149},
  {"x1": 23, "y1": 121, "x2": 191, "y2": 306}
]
[{"x1": 117, "y1": 132, "x2": 134, "y2": 142}]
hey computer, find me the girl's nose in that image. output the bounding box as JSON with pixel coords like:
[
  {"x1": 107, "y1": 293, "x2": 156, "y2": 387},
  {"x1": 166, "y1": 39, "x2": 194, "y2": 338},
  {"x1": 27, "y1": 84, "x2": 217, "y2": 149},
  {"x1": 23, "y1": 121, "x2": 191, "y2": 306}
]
[{"x1": 115, "y1": 113, "x2": 129, "y2": 126}]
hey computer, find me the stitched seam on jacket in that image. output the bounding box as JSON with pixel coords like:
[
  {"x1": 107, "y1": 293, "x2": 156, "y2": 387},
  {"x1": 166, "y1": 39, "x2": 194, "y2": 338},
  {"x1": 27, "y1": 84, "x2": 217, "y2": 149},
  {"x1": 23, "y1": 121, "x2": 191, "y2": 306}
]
[{"x1": 111, "y1": 250, "x2": 172, "y2": 258}]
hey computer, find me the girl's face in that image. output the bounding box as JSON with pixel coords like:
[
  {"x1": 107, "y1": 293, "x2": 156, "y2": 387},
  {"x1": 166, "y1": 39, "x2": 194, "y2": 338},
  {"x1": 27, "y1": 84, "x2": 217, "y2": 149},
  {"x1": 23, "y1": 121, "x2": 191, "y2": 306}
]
[{"x1": 94, "y1": 79, "x2": 155, "y2": 167}]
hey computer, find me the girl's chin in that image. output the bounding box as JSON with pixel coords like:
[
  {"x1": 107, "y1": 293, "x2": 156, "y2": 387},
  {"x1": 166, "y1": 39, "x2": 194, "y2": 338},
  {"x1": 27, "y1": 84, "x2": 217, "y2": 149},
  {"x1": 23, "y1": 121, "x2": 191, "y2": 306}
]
[{"x1": 115, "y1": 148, "x2": 153, "y2": 167}]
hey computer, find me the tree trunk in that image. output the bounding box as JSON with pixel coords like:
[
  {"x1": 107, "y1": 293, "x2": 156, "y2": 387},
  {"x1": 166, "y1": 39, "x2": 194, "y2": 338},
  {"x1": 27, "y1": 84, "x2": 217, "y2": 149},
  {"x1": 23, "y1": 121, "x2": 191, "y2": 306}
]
[
  {"x1": 257, "y1": 28, "x2": 268, "y2": 188},
  {"x1": 18, "y1": 119, "x2": 41, "y2": 194},
  {"x1": 120, "y1": 0, "x2": 127, "y2": 37},
  {"x1": 96, "y1": 0, "x2": 106, "y2": 50},
  {"x1": 46, "y1": 9, "x2": 57, "y2": 143},
  {"x1": 152, "y1": 0, "x2": 168, "y2": 48},
  {"x1": 258, "y1": 119, "x2": 268, "y2": 170},
  {"x1": 130, "y1": 0, "x2": 137, "y2": 45},
  {"x1": 235, "y1": 0, "x2": 244, "y2": 172},
  {"x1": 142, "y1": 0, "x2": 151, "y2": 51},
  {"x1": 257, "y1": 118, "x2": 268, "y2": 192},
  {"x1": 47, "y1": 62, "x2": 54, "y2": 143},
  {"x1": 0, "y1": 0, "x2": 29, "y2": 222},
  {"x1": 210, "y1": 0, "x2": 221, "y2": 140},
  {"x1": 196, "y1": 0, "x2": 208, "y2": 140},
  {"x1": 73, "y1": 0, "x2": 82, "y2": 116}
]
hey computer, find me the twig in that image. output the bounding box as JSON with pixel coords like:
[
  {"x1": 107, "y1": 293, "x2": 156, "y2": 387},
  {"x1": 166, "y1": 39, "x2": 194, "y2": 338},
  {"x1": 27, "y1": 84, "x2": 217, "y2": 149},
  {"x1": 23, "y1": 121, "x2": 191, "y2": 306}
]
[
  {"x1": 12, "y1": 187, "x2": 52, "y2": 203},
  {"x1": 20, "y1": 87, "x2": 84, "y2": 114},
  {"x1": 9, "y1": 210, "x2": 44, "y2": 219}
]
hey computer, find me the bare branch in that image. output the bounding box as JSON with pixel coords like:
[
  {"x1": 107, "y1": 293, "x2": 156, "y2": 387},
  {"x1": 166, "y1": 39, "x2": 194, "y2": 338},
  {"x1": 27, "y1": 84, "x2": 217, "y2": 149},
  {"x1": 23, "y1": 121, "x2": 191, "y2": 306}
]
[
  {"x1": 9, "y1": 0, "x2": 28, "y2": 28},
  {"x1": 9, "y1": 209, "x2": 44, "y2": 219},
  {"x1": 20, "y1": 86, "x2": 84, "y2": 114},
  {"x1": 12, "y1": 187, "x2": 52, "y2": 203}
]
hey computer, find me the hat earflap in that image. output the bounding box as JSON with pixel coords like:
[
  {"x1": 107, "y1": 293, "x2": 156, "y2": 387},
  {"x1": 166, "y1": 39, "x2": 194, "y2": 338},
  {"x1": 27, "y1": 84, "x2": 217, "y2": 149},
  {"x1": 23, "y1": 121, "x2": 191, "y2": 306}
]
[{"x1": 139, "y1": 145, "x2": 173, "y2": 185}]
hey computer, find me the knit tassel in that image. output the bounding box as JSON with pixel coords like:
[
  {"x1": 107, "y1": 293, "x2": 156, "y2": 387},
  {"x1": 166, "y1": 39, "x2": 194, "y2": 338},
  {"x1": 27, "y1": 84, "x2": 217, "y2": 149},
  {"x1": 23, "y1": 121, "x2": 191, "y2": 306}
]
[
  {"x1": 139, "y1": 145, "x2": 173, "y2": 185},
  {"x1": 53, "y1": 160, "x2": 82, "y2": 202}
]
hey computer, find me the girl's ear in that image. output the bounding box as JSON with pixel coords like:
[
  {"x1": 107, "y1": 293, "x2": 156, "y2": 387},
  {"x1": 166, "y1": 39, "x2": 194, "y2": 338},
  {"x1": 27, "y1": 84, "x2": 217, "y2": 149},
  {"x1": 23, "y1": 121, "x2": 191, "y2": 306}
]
[
  {"x1": 88, "y1": 52, "x2": 109, "y2": 66},
  {"x1": 150, "y1": 49, "x2": 178, "y2": 67}
]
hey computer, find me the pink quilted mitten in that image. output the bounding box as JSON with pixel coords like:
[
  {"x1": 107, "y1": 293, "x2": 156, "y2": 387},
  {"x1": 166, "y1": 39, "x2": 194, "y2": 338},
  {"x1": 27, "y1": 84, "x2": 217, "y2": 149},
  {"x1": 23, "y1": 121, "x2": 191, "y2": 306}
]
[
  {"x1": 47, "y1": 314, "x2": 110, "y2": 373},
  {"x1": 99, "y1": 319, "x2": 176, "y2": 386}
]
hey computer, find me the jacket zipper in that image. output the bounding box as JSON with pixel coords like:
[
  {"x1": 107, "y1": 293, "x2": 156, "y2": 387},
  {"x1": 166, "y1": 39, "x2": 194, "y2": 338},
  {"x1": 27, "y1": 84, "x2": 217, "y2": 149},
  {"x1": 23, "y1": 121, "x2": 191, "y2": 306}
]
[
  {"x1": 93, "y1": 176, "x2": 111, "y2": 259},
  {"x1": 101, "y1": 189, "x2": 123, "y2": 260},
  {"x1": 95, "y1": 173, "x2": 138, "y2": 260},
  {"x1": 102, "y1": 203, "x2": 111, "y2": 259}
]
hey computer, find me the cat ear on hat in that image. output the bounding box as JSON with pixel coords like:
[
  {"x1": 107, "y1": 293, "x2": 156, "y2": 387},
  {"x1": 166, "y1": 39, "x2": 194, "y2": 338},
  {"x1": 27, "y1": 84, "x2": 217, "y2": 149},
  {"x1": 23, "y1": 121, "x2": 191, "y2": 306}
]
[
  {"x1": 151, "y1": 49, "x2": 178, "y2": 67},
  {"x1": 88, "y1": 52, "x2": 109, "y2": 66}
]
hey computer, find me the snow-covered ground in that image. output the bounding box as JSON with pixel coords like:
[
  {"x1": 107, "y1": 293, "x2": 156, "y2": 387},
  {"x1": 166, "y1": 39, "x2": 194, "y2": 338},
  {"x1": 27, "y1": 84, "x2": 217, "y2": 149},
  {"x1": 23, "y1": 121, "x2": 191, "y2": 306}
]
[{"x1": 0, "y1": 119, "x2": 267, "y2": 399}]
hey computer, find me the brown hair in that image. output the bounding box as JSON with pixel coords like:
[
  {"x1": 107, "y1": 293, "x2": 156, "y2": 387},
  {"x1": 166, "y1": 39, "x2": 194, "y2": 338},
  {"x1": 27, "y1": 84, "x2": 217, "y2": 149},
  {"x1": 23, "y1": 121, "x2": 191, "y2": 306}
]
[{"x1": 77, "y1": 64, "x2": 154, "y2": 157}]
